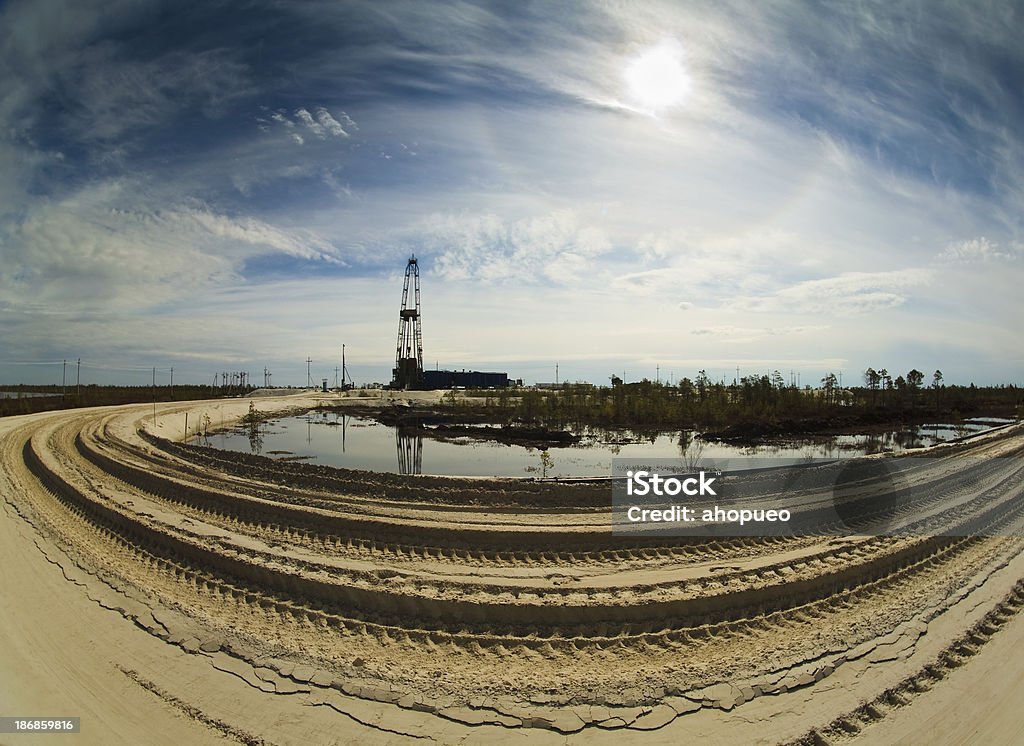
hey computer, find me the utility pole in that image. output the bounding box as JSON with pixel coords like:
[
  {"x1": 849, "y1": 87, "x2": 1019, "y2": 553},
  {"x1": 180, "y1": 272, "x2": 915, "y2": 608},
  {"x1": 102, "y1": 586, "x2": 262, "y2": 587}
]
[
  {"x1": 556, "y1": 363, "x2": 559, "y2": 387},
  {"x1": 307, "y1": 357, "x2": 312, "y2": 389},
  {"x1": 76, "y1": 358, "x2": 81, "y2": 398},
  {"x1": 62, "y1": 359, "x2": 66, "y2": 398},
  {"x1": 170, "y1": 367, "x2": 174, "y2": 400},
  {"x1": 334, "y1": 366, "x2": 339, "y2": 388},
  {"x1": 152, "y1": 366, "x2": 157, "y2": 423},
  {"x1": 656, "y1": 364, "x2": 660, "y2": 384}
]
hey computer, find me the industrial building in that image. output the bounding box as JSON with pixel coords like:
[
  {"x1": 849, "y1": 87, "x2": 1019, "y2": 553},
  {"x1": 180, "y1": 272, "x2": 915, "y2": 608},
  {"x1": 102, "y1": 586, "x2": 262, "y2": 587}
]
[
  {"x1": 389, "y1": 256, "x2": 510, "y2": 390},
  {"x1": 422, "y1": 370, "x2": 509, "y2": 389}
]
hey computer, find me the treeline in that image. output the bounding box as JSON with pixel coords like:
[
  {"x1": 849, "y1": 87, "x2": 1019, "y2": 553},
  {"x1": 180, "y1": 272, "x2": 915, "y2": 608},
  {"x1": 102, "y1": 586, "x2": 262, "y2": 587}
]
[
  {"x1": 456, "y1": 369, "x2": 1022, "y2": 434},
  {"x1": 0, "y1": 384, "x2": 250, "y2": 418}
]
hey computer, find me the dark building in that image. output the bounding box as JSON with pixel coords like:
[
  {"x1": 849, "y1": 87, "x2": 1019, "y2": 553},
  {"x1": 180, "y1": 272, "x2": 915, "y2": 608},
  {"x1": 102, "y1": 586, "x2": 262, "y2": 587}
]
[{"x1": 422, "y1": 370, "x2": 509, "y2": 389}]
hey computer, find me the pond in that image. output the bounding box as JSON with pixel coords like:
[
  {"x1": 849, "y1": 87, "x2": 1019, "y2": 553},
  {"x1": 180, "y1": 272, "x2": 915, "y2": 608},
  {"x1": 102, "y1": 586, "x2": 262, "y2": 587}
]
[{"x1": 198, "y1": 412, "x2": 1016, "y2": 478}]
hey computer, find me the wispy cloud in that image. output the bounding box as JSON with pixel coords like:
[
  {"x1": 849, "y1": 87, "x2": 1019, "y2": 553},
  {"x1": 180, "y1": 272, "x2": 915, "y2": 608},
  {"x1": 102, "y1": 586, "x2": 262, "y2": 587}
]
[
  {"x1": 425, "y1": 210, "x2": 614, "y2": 284},
  {"x1": 939, "y1": 237, "x2": 1019, "y2": 264},
  {"x1": 735, "y1": 270, "x2": 934, "y2": 316},
  {"x1": 3, "y1": 181, "x2": 342, "y2": 315},
  {"x1": 264, "y1": 107, "x2": 356, "y2": 145}
]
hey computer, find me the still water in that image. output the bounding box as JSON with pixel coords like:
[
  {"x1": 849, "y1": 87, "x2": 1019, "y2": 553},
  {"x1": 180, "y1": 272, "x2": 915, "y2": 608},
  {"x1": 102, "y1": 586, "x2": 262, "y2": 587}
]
[{"x1": 200, "y1": 412, "x2": 1015, "y2": 478}]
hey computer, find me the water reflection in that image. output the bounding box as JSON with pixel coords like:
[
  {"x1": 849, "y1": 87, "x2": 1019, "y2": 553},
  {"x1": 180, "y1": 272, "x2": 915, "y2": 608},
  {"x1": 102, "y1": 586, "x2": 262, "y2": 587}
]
[
  {"x1": 207, "y1": 413, "x2": 1015, "y2": 478},
  {"x1": 397, "y1": 430, "x2": 423, "y2": 475},
  {"x1": 247, "y1": 417, "x2": 264, "y2": 454}
]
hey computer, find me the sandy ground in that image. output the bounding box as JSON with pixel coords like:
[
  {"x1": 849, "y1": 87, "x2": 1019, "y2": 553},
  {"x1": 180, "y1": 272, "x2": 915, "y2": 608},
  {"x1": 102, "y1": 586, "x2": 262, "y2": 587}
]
[{"x1": 2, "y1": 395, "x2": 1024, "y2": 745}]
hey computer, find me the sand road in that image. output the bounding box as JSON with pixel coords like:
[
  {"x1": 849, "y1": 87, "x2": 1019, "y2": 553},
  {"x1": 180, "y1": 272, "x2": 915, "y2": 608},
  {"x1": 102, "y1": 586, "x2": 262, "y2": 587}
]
[{"x1": 3, "y1": 396, "x2": 1024, "y2": 744}]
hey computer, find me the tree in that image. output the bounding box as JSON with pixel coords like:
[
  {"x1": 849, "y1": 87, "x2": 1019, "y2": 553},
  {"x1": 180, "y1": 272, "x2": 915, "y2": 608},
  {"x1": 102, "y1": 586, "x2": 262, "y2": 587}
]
[
  {"x1": 539, "y1": 449, "x2": 554, "y2": 478},
  {"x1": 907, "y1": 369, "x2": 924, "y2": 408},
  {"x1": 931, "y1": 369, "x2": 944, "y2": 409},
  {"x1": 894, "y1": 375, "x2": 907, "y2": 406},
  {"x1": 864, "y1": 368, "x2": 881, "y2": 406},
  {"x1": 864, "y1": 368, "x2": 881, "y2": 390},
  {"x1": 821, "y1": 373, "x2": 838, "y2": 405},
  {"x1": 695, "y1": 370, "x2": 711, "y2": 402}
]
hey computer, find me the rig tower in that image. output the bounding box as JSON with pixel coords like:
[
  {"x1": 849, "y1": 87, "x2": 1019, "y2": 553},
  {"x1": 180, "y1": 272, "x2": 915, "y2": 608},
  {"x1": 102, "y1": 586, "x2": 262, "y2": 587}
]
[{"x1": 392, "y1": 255, "x2": 423, "y2": 389}]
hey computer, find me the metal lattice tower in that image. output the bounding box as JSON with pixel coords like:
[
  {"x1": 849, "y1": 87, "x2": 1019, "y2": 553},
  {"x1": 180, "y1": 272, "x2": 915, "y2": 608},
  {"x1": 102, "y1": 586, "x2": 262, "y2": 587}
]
[{"x1": 392, "y1": 255, "x2": 423, "y2": 389}]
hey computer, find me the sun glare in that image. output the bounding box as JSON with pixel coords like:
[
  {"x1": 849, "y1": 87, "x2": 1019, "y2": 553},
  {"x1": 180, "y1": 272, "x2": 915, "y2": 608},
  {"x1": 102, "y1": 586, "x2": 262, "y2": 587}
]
[{"x1": 624, "y1": 39, "x2": 691, "y2": 114}]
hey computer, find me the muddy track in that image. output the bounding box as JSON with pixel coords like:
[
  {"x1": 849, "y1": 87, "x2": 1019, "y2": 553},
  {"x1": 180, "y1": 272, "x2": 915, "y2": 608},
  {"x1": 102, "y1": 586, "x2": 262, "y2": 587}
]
[{"x1": 4, "y1": 398, "x2": 1024, "y2": 740}]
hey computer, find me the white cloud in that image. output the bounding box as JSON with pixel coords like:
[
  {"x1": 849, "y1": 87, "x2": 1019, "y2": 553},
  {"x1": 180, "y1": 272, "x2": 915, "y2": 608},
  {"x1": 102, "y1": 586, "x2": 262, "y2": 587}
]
[
  {"x1": 315, "y1": 107, "x2": 349, "y2": 137},
  {"x1": 425, "y1": 210, "x2": 614, "y2": 284},
  {"x1": 294, "y1": 108, "x2": 324, "y2": 137},
  {"x1": 268, "y1": 106, "x2": 355, "y2": 144},
  {"x1": 939, "y1": 237, "x2": 1018, "y2": 264},
  {"x1": 2, "y1": 182, "x2": 342, "y2": 315},
  {"x1": 733, "y1": 270, "x2": 933, "y2": 316},
  {"x1": 689, "y1": 324, "x2": 830, "y2": 344}
]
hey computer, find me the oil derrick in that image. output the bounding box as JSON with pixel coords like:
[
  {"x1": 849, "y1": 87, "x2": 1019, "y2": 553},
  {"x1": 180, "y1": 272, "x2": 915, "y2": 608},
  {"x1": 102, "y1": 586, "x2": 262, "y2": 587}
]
[{"x1": 392, "y1": 255, "x2": 423, "y2": 389}]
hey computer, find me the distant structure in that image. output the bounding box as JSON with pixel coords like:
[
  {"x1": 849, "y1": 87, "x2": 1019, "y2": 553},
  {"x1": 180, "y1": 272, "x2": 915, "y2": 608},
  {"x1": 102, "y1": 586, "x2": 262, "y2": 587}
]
[
  {"x1": 389, "y1": 255, "x2": 510, "y2": 390},
  {"x1": 423, "y1": 370, "x2": 508, "y2": 389},
  {"x1": 392, "y1": 255, "x2": 423, "y2": 390}
]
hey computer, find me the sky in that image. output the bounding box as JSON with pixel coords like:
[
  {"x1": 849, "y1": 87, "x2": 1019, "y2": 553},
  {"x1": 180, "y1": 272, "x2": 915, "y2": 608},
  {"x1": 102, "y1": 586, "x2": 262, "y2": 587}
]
[{"x1": 1, "y1": 0, "x2": 1022, "y2": 388}]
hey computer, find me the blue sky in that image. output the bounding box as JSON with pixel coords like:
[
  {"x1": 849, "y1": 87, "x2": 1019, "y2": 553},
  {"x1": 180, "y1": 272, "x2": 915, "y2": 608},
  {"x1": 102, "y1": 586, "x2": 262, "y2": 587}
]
[{"x1": 1, "y1": 0, "x2": 1022, "y2": 387}]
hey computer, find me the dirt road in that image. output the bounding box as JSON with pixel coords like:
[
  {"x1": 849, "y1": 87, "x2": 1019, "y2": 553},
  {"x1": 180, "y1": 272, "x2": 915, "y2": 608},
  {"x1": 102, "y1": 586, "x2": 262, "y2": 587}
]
[{"x1": 2, "y1": 395, "x2": 1024, "y2": 744}]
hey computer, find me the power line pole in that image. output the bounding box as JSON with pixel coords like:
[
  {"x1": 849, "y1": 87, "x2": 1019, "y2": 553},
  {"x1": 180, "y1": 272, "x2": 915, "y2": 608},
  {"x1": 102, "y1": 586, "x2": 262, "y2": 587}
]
[
  {"x1": 62, "y1": 359, "x2": 66, "y2": 398},
  {"x1": 306, "y1": 357, "x2": 312, "y2": 388},
  {"x1": 170, "y1": 367, "x2": 174, "y2": 400},
  {"x1": 76, "y1": 358, "x2": 81, "y2": 398},
  {"x1": 342, "y1": 344, "x2": 349, "y2": 390}
]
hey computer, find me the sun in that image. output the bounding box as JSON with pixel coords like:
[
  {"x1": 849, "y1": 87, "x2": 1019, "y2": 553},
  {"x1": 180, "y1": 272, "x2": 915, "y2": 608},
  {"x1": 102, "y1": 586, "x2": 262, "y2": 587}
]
[{"x1": 623, "y1": 39, "x2": 691, "y2": 114}]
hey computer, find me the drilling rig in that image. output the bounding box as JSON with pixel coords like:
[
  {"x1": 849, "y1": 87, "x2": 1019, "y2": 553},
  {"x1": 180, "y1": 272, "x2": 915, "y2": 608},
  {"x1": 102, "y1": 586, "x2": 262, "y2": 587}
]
[{"x1": 391, "y1": 255, "x2": 423, "y2": 389}]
